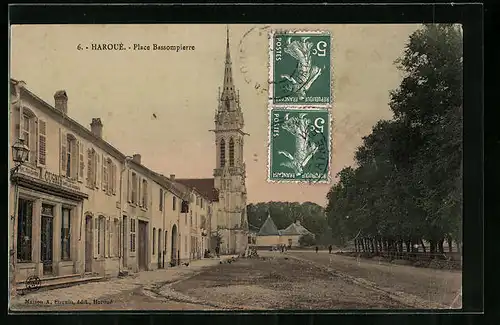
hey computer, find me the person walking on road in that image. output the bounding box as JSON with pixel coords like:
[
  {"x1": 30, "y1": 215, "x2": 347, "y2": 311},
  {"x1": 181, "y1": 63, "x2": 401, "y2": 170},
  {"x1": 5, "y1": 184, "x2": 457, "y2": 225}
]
[
  {"x1": 315, "y1": 246, "x2": 319, "y2": 253},
  {"x1": 328, "y1": 245, "x2": 333, "y2": 254}
]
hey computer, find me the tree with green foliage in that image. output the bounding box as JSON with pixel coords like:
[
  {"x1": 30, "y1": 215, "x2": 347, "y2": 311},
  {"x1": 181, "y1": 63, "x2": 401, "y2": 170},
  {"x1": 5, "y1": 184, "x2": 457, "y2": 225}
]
[
  {"x1": 325, "y1": 24, "x2": 463, "y2": 256},
  {"x1": 299, "y1": 233, "x2": 316, "y2": 247}
]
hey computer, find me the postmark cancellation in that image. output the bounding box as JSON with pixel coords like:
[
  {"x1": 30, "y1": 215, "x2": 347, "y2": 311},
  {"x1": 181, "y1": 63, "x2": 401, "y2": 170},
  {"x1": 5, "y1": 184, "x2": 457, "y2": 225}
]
[
  {"x1": 268, "y1": 108, "x2": 331, "y2": 184},
  {"x1": 268, "y1": 30, "x2": 332, "y2": 108}
]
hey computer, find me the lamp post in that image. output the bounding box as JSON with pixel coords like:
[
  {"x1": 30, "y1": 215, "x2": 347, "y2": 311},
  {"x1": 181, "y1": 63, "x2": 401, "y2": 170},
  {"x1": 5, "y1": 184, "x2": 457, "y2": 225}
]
[{"x1": 10, "y1": 138, "x2": 30, "y2": 299}]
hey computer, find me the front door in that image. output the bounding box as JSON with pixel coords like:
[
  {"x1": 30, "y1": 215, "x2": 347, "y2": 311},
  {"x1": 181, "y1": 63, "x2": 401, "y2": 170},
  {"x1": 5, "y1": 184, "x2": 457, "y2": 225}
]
[
  {"x1": 85, "y1": 216, "x2": 93, "y2": 272},
  {"x1": 40, "y1": 216, "x2": 53, "y2": 275},
  {"x1": 157, "y1": 229, "x2": 162, "y2": 268},
  {"x1": 138, "y1": 221, "x2": 147, "y2": 271},
  {"x1": 122, "y1": 216, "x2": 127, "y2": 268}
]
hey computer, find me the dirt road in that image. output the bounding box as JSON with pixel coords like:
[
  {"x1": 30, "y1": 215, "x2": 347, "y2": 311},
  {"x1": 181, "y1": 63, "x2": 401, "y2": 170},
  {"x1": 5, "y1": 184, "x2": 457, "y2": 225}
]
[
  {"x1": 288, "y1": 251, "x2": 462, "y2": 308},
  {"x1": 171, "y1": 254, "x2": 410, "y2": 309}
]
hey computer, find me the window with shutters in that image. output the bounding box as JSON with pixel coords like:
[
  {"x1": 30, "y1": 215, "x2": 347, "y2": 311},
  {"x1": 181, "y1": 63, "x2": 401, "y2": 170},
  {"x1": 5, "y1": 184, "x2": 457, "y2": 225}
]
[
  {"x1": 229, "y1": 137, "x2": 235, "y2": 167},
  {"x1": 110, "y1": 162, "x2": 116, "y2": 195},
  {"x1": 131, "y1": 172, "x2": 138, "y2": 204},
  {"x1": 103, "y1": 157, "x2": 108, "y2": 192},
  {"x1": 65, "y1": 134, "x2": 77, "y2": 179},
  {"x1": 107, "y1": 219, "x2": 111, "y2": 256},
  {"x1": 38, "y1": 119, "x2": 47, "y2": 166},
  {"x1": 142, "y1": 179, "x2": 148, "y2": 208},
  {"x1": 102, "y1": 158, "x2": 115, "y2": 195},
  {"x1": 78, "y1": 141, "x2": 84, "y2": 181},
  {"x1": 219, "y1": 139, "x2": 226, "y2": 168},
  {"x1": 130, "y1": 219, "x2": 136, "y2": 252},
  {"x1": 114, "y1": 219, "x2": 120, "y2": 256},
  {"x1": 87, "y1": 148, "x2": 97, "y2": 188},
  {"x1": 97, "y1": 216, "x2": 102, "y2": 256},
  {"x1": 159, "y1": 188, "x2": 164, "y2": 211},
  {"x1": 20, "y1": 109, "x2": 37, "y2": 165}
]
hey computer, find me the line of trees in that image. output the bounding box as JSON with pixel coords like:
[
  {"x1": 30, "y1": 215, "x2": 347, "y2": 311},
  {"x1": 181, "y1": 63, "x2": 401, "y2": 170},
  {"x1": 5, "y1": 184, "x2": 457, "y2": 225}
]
[{"x1": 325, "y1": 25, "x2": 463, "y2": 255}]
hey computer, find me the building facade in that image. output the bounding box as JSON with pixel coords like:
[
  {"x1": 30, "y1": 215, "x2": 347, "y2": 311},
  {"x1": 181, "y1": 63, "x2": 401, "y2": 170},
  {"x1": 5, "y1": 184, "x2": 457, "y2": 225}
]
[
  {"x1": 255, "y1": 214, "x2": 313, "y2": 248},
  {"x1": 9, "y1": 79, "x2": 213, "y2": 285}
]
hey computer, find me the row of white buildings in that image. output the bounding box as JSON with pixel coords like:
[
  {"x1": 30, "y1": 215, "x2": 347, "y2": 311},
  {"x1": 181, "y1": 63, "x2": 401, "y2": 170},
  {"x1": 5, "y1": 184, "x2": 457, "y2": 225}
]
[{"x1": 9, "y1": 30, "x2": 250, "y2": 286}]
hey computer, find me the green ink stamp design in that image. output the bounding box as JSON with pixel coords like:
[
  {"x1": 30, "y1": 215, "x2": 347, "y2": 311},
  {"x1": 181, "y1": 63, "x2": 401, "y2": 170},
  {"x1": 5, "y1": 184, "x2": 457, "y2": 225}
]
[
  {"x1": 268, "y1": 108, "x2": 331, "y2": 183},
  {"x1": 269, "y1": 30, "x2": 332, "y2": 107}
]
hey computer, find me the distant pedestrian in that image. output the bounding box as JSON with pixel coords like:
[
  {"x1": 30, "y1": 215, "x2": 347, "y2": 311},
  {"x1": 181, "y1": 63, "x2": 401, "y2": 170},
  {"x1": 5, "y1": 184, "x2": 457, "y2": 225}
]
[
  {"x1": 315, "y1": 246, "x2": 319, "y2": 253},
  {"x1": 281, "y1": 245, "x2": 285, "y2": 253},
  {"x1": 215, "y1": 246, "x2": 220, "y2": 258},
  {"x1": 328, "y1": 245, "x2": 333, "y2": 254}
]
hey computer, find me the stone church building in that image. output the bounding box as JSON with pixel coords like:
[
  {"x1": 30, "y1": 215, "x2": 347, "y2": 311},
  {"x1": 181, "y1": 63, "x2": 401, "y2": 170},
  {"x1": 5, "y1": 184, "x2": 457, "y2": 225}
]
[{"x1": 176, "y1": 28, "x2": 249, "y2": 255}]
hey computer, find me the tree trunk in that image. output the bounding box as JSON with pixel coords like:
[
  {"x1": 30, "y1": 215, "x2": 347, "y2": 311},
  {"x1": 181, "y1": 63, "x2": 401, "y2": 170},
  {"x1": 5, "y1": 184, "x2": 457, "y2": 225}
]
[
  {"x1": 420, "y1": 238, "x2": 426, "y2": 253},
  {"x1": 438, "y1": 239, "x2": 445, "y2": 254},
  {"x1": 383, "y1": 239, "x2": 388, "y2": 252},
  {"x1": 370, "y1": 238, "x2": 375, "y2": 253},
  {"x1": 405, "y1": 240, "x2": 411, "y2": 253},
  {"x1": 447, "y1": 236, "x2": 453, "y2": 252},
  {"x1": 429, "y1": 240, "x2": 436, "y2": 254}
]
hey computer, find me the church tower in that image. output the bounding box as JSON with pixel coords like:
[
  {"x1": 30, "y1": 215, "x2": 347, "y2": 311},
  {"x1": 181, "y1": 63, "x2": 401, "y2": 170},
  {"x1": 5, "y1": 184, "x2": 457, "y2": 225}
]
[{"x1": 212, "y1": 27, "x2": 249, "y2": 254}]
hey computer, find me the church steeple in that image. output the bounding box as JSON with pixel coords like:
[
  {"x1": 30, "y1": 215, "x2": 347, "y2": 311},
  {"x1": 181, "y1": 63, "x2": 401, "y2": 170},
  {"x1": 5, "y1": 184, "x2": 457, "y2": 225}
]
[{"x1": 221, "y1": 25, "x2": 237, "y2": 106}]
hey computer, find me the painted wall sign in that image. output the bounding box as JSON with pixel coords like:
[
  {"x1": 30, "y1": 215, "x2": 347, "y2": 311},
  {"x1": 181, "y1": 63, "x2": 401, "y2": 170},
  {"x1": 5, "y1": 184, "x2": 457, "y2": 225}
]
[{"x1": 17, "y1": 165, "x2": 81, "y2": 192}]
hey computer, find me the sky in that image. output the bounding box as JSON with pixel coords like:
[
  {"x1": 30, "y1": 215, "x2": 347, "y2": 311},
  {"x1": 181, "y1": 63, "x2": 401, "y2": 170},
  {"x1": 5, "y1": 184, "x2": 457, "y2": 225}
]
[{"x1": 10, "y1": 24, "x2": 420, "y2": 206}]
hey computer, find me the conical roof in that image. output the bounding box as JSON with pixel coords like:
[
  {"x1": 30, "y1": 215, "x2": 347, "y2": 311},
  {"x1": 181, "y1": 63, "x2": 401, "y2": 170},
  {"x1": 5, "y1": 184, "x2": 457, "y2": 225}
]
[
  {"x1": 280, "y1": 222, "x2": 313, "y2": 236},
  {"x1": 257, "y1": 213, "x2": 280, "y2": 236}
]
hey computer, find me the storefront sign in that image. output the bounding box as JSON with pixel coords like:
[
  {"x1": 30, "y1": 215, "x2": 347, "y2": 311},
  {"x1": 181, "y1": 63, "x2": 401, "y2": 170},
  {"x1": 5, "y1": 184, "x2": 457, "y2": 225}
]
[
  {"x1": 17, "y1": 165, "x2": 81, "y2": 192},
  {"x1": 44, "y1": 171, "x2": 81, "y2": 191},
  {"x1": 18, "y1": 165, "x2": 41, "y2": 179}
]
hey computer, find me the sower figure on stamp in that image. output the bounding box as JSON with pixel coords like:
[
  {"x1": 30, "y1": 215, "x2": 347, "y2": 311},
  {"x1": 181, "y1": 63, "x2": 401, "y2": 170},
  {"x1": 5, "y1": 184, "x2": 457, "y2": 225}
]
[{"x1": 280, "y1": 37, "x2": 322, "y2": 101}]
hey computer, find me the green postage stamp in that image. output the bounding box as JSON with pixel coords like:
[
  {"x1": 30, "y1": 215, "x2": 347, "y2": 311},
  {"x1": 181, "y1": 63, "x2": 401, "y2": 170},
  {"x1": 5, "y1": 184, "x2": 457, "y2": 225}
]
[
  {"x1": 268, "y1": 108, "x2": 331, "y2": 183},
  {"x1": 269, "y1": 30, "x2": 332, "y2": 107}
]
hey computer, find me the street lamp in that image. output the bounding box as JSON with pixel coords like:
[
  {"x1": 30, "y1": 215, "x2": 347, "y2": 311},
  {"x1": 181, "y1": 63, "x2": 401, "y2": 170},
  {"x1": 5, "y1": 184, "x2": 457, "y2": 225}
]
[
  {"x1": 10, "y1": 138, "x2": 30, "y2": 300},
  {"x1": 11, "y1": 138, "x2": 29, "y2": 173}
]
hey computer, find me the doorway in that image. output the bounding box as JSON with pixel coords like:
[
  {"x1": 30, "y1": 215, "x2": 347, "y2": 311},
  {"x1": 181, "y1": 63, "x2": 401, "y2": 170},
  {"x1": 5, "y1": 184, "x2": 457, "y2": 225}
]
[
  {"x1": 138, "y1": 220, "x2": 148, "y2": 271},
  {"x1": 171, "y1": 224, "x2": 177, "y2": 265},
  {"x1": 157, "y1": 228, "x2": 162, "y2": 268},
  {"x1": 85, "y1": 216, "x2": 93, "y2": 272},
  {"x1": 40, "y1": 215, "x2": 54, "y2": 275},
  {"x1": 122, "y1": 216, "x2": 127, "y2": 268}
]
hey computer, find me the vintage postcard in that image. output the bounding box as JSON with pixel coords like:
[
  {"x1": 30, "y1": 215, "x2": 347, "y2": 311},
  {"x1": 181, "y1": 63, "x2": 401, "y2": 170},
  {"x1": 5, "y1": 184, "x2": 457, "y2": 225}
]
[{"x1": 9, "y1": 23, "x2": 463, "y2": 311}]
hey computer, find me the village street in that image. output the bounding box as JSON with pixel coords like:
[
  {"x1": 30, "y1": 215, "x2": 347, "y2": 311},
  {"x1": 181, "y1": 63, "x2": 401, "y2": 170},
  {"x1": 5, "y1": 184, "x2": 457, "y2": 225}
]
[{"x1": 10, "y1": 250, "x2": 462, "y2": 311}]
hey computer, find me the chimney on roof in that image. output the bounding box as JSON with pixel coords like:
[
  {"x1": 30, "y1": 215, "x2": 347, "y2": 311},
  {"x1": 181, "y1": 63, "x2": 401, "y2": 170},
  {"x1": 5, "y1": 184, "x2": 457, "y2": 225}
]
[
  {"x1": 90, "y1": 118, "x2": 103, "y2": 138},
  {"x1": 170, "y1": 174, "x2": 175, "y2": 180},
  {"x1": 54, "y1": 90, "x2": 68, "y2": 114},
  {"x1": 132, "y1": 154, "x2": 142, "y2": 165}
]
